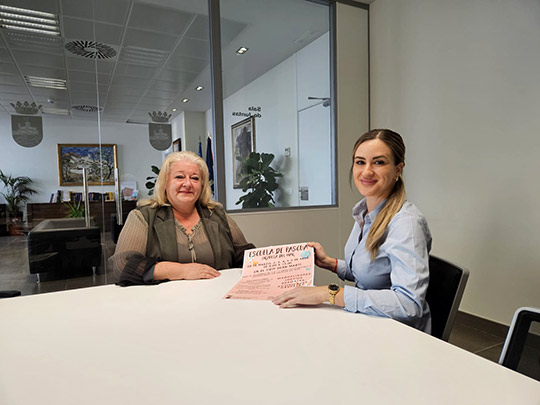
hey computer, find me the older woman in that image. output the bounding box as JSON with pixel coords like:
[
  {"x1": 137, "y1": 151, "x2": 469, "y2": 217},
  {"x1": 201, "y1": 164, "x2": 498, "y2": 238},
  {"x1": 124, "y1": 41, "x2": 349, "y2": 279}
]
[
  {"x1": 111, "y1": 151, "x2": 254, "y2": 286},
  {"x1": 273, "y1": 129, "x2": 432, "y2": 333}
]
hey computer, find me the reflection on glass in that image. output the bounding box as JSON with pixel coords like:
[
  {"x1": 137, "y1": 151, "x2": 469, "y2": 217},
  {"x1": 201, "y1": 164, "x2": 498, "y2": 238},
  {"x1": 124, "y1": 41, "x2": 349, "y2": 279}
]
[
  {"x1": 219, "y1": 0, "x2": 333, "y2": 210},
  {"x1": 0, "y1": 0, "x2": 211, "y2": 294}
]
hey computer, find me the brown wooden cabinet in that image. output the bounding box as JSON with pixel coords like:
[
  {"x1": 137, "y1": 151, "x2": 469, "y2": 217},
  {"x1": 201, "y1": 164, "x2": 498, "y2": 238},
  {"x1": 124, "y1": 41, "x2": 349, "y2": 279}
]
[{"x1": 27, "y1": 200, "x2": 137, "y2": 232}]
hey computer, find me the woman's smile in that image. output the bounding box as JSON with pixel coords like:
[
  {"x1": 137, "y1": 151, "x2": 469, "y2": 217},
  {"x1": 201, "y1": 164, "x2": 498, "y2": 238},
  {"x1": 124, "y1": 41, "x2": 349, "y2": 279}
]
[{"x1": 353, "y1": 139, "x2": 403, "y2": 211}]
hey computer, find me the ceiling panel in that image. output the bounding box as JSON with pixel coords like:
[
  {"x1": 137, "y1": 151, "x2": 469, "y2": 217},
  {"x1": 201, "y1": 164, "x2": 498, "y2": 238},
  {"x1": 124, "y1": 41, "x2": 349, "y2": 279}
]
[
  {"x1": 118, "y1": 45, "x2": 168, "y2": 67},
  {"x1": 113, "y1": 63, "x2": 156, "y2": 78},
  {"x1": 63, "y1": 18, "x2": 124, "y2": 47},
  {"x1": 151, "y1": 79, "x2": 190, "y2": 93},
  {"x1": 139, "y1": 96, "x2": 172, "y2": 107},
  {"x1": 220, "y1": 18, "x2": 246, "y2": 45},
  {"x1": 128, "y1": 3, "x2": 194, "y2": 36},
  {"x1": 69, "y1": 81, "x2": 102, "y2": 93},
  {"x1": 184, "y1": 15, "x2": 209, "y2": 41},
  {"x1": 93, "y1": 0, "x2": 131, "y2": 26},
  {"x1": 112, "y1": 75, "x2": 150, "y2": 88},
  {"x1": 123, "y1": 28, "x2": 177, "y2": 52},
  {"x1": 2, "y1": 0, "x2": 58, "y2": 13},
  {"x1": 163, "y1": 55, "x2": 207, "y2": 74},
  {"x1": 0, "y1": 85, "x2": 30, "y2": 96},
  {"x1": 60, "y1": 0, "x2": 94, "y2": 20},
  {"x1": 3, "y1": 32, "x2": 64, "y2": 55},
  {"x1": 0, "y1": 74, "x2": 24, "y2": 86},
  {"x1": 10, "y1": 51, "x2": 65, "y2": 70},
  {"x1": 18, "y1": 66, "x2": 67, "y2": 80},
  {"x1": 156, "y1": 68, "x2": 197, "y2": 84},
  {"x1": 68, "y1": 70, "x2": 110, "y2": 84},
  {"x1": 174, "y1": 37, "x2": 210, "y2": 61},
  {"x1": 145, "y1": 88, "x2": 179, "y2": 100},
  {"x1": 29, "y1": 87, "x2": 68, "y2": 98},
  {"x1": 69, "y1": 92, "x2": 105, "y2": 105},
  {"x1": 0, "y1": 63, "x2": 19, "y2": 75},
  {"x1": 65, "y1": 57, "x2": 116, "y2": 74},
  {"x1": 62, "y1": 17, "x2": 95, "y2": 40},
  {"x1": 94, "y1": 23, "x2": 124, "y2": 46},
  {"x1": 0, "y1": 0, "x2": 329, "y2": 122},
  {"x1": 107, "y1": 85, "x2": 145, "y2": 96}
]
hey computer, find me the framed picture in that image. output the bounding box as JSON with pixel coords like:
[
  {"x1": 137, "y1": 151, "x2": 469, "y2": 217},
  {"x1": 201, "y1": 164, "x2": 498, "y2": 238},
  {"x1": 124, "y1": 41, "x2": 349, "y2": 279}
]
[
  {"x1": 57, "y1": 144, "x2": 117, "y2": 186},
  {"x1": 231, "y1": 116, "x2": 256, "y2": 188},
  {"x1": 172, "y1": 138, "x2": 182, "y2": 152}
]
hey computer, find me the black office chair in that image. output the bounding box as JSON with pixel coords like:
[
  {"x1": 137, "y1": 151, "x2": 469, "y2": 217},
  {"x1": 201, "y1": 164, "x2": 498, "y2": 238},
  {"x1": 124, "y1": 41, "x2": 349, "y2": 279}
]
[
  {"x1": 499, "y1": 307, "x2": 540, "y2": 381},
  {"x1": 0, "y1": 290, "x2": 21, "y2": 298},
  {"x1": 426, "y1": 255, "x2": 469, "y2": 341}
]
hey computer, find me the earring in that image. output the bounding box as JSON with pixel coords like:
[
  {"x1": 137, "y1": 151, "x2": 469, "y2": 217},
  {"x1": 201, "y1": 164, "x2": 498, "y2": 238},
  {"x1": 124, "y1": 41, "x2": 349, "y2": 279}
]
[{"x1": 395, "y1": 177, "x2": 399, "y2": 182}]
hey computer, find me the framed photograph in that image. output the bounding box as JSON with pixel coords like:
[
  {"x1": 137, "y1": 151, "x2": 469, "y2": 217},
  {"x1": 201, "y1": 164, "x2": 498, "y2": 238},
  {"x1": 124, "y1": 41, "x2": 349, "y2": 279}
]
[
  {"x1": 172, "y1": 138, "x2": 182, "y2": 152},
  {"x1": 231, "y1": 116, "x2": 256, "y2": 188},
  {"x1": 57, "y1": 144, "x2": 117, "y2": 186}
]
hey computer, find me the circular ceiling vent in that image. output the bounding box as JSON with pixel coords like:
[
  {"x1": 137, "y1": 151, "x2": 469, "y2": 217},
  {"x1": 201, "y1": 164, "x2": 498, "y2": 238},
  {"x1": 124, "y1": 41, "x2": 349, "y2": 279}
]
[
  {"x1": 72, "y1": 105, "x2": 102, "y2": 112},
  {"x1": 65, "y1": 40, "x2": 117, "y2": 59}
]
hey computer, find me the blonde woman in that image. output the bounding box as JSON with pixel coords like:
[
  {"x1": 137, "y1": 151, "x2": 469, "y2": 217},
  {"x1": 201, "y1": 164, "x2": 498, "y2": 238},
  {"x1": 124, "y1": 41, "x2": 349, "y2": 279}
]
[
  {"x1": 273, "y1": 129, "x2": 432, "y2": 333},
  {"x1": 111, "y1": 151, "x2": 254, "y2": 286}
]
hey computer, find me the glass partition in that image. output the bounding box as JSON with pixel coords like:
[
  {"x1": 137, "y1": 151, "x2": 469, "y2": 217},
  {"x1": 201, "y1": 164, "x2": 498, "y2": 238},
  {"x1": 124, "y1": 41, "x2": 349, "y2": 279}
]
[
  {"x1": 218, "y1": 0, "x2": 334, "y2": 210},
  {"x1": 0, "y1": 0, "x2": 337, "y2": 295},
  {"x1": 0, "y1": 0, "x2": 106, "y2": 293},
  {"x1": 0, "y1": 0, "x2": 213, "y2": 294}
]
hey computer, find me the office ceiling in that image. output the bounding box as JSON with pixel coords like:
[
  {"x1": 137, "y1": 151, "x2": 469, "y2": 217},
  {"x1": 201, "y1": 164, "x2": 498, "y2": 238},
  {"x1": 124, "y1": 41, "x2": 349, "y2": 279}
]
[{"x1": 0, "y1": 0, "x2": 333, "y2": 124}]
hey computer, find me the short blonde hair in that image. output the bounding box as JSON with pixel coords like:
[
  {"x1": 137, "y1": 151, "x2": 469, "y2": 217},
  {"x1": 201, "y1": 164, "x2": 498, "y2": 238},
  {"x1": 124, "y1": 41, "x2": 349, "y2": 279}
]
[{"x1": 138, "y1": 151, "x2": 219, "y2": 210}]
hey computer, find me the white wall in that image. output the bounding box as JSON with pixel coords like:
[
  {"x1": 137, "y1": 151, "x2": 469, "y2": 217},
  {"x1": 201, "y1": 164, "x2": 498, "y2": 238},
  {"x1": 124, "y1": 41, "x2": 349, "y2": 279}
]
[
  {"x1": 222, "y1": 55, "x2": 298, "y2": 208},
  {"x1": 0, "y1": 114, "x2": 162, "y2": 203},
  {"x1": 370, "y1": 0, "x2": 540, "y2": 324}
]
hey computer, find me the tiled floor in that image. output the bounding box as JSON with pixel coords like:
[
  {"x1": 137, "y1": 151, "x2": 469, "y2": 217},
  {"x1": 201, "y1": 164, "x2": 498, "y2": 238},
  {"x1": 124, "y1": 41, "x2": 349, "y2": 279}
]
[
  {"x1": 0, "y1": 233, "x2": 117, "y2": 295},
  {"x1": 448, "y1": 314, "x2": 506, "y2": 362},
  {"x1": 1, "y1": 233, "x2": 538, "y2": 381}
]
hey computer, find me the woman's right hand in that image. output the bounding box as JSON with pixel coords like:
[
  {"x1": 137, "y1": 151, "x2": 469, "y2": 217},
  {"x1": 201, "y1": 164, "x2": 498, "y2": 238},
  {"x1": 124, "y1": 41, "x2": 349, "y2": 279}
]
[
  {"x1": 154, "y1": 262, "x2": 221, "y2": 280},
  {"x1": 307, "y1": 242, "x2": 337, "y2": 272}
]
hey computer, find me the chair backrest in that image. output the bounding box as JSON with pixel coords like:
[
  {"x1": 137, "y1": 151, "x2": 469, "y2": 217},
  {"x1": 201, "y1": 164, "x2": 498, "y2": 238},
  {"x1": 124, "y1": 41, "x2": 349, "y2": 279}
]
[
  {"x1": 499, "y1": 307, "x2": 540, "y2": 380},
  {"x1": 426, "y1": 255, "x2": 469, "y2": 341}
]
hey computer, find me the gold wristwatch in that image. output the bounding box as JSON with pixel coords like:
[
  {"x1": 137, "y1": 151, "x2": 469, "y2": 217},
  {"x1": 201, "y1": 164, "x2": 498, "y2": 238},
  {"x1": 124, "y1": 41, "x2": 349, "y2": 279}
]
[{"x1": 328, "y1": 283, "x2": 340, "y2": 305}]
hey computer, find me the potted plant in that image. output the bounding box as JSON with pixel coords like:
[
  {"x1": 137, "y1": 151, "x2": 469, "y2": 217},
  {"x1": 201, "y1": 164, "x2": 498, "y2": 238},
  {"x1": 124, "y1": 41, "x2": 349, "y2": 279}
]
[
  {"x1": 0, "y1": 170, "x2": 37, "y2": 234},
  {"x1": 64, "y1": 201, "x2": 85, "y2": 218},
  {"x1": 235, "y1": 152, "x2": 282, "y2": 208},
  {"x1": 145, "y1": 165, "x2": 161, "y2": 196}
]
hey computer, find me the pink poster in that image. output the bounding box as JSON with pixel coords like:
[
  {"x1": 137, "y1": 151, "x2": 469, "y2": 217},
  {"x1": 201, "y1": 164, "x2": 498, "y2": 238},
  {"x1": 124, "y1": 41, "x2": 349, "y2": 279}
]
[{"x1": 224, "y1": 243, "x2": 314, "y2": 300}]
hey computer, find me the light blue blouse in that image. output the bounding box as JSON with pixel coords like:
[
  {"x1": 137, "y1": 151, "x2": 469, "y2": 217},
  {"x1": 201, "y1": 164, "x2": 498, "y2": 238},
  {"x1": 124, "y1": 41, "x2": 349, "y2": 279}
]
[{"x1": 336, "y1": 199, "x2": 432, "y2": 333}]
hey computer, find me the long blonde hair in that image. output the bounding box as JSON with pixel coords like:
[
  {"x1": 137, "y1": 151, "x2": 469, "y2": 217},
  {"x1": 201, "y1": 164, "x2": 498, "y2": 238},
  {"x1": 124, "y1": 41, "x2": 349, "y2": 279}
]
[
  {"x1": 350, "y1": 129, "x2": 406, "y2": 261},
  {"x1": 138, "y1": 151, "x2": 220, "y2": 210}
]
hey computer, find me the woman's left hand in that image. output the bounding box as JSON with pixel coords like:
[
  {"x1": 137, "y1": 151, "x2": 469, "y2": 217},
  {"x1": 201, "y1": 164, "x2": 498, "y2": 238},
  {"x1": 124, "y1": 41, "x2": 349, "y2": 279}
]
[{"x1": 272, "y1": 286, "x2": 328, "y2": 308}]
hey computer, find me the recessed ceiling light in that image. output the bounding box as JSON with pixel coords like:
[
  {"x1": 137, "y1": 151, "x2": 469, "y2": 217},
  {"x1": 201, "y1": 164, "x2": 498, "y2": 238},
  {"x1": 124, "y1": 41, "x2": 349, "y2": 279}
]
[
  {"x1": 195, "y1": 86, "x2": 204, "y2": 91},
  {"x1": 0, "y1": 24, "x2": 59, "y2": 36},
  {"x1": 182, "y1": 98, "x2": 189, "y2": 103},
  {"x1": 24, "y1": 75, "x2": 66, "y2": 89},
  {"x1": 0, "y1": 5, "x2": 56, "y2": 19},
  {"x1": 172, "y1": 108, "x2": 177, "y2": 112},
  {"x1": 0, "y1": 5, "x2": 59, "y2": 36},
  {"x1": 236, "y1": 47, "x2": 249, "y2": 55}
]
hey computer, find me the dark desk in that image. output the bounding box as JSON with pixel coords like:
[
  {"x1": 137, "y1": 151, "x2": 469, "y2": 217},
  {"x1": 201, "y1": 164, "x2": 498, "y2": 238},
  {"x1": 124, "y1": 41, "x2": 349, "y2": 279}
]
[{"x1": 27, "y1": 200, "x2": 136, "y2": 232}]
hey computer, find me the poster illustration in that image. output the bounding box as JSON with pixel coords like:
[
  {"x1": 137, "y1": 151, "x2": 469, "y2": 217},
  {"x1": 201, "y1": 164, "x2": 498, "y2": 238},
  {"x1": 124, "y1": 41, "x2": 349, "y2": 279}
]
[{"x1": 224, "y1": 242, "x2": 314, "y2": 300}]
